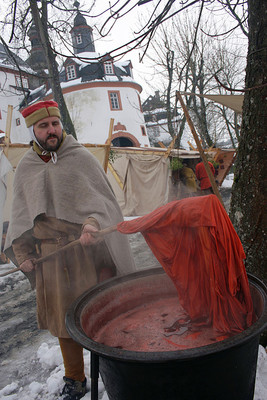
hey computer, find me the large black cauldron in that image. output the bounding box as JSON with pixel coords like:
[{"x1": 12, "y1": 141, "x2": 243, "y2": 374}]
[{"x1": 66, "y1": 268, "x2": 267, "y2": 400}]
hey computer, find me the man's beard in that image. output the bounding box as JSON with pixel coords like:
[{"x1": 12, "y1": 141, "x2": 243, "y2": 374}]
[{"x1": 39, "y1": 134, "x2": 63, "y2": 151}]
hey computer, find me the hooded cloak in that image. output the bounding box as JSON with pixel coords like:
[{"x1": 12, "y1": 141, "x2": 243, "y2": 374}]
[{"x1": 5, "y1": 135, "x2": 136, "y2": 276}]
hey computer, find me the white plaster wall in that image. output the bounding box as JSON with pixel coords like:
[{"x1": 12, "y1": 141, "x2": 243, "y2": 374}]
[
  {"x1": 1, "y1": 69, "x2": 149, "y2": 147},
  {"x1": 64, "y1": 84, "x2": 150, "y2": 147},
  {"x1": 0, "y1": 70, "x2": 31, "y2": 144}
]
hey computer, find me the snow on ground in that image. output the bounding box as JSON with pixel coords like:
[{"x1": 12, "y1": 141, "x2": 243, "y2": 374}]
[
  {"x1": 1, "y1": 182, "x2": 267, "y2": 400},
  {"x1": 0, "y1": 258, "x2": 266, "y2": 400},
  {"x1": 221, "y1": 173, "x2": 234, "y2": 188},
  {"x1": 0, "y1": 335, "x2": 107, "y2": 399},
  {"x1": 0, "y1": 323, "x2": 266, "y2": 400}
]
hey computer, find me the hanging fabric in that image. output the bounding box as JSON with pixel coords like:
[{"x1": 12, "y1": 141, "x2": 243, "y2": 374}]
[{"x1": 117, "y1": 194, "x2": 255, "y2": 334}]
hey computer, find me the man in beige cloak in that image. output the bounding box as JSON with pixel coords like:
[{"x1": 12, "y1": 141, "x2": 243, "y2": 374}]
[{"x1": 4, "y1": 100, "x2": 136, "y2": 400}]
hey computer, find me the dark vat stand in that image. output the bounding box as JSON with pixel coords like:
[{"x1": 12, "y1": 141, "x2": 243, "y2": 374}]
[
  {"x1": 90, "y1": 352, "x2": 99, "y2": 400},
  {"x1": 66, "y1": 269, "x2": 267, "y2": 400}
]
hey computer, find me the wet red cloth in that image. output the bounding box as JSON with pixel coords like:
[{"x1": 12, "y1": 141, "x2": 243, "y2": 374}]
[
  {"x1": 117, "y1": 195, "x2": 254, "y2": 334},
  {"x1": 195, "y1": 161, "x2": 215, "y2": 189}
]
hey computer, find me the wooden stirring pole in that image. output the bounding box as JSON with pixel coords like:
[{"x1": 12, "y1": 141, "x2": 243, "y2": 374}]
[{"x1": 0, "y1": 225, "x2": 118, "y2": 278}]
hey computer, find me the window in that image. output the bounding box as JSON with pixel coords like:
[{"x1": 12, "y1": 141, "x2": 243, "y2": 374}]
[
  {"x1": 104, "y1": 61, "x2": 114, "y2": 75},
  {"x1": 141, "y1": 126, "x2": 147, "y2": 136},
  {"x1": 66, "y1": 64, "x2": 77, "y2": 80},
  {"x1": 108, "y1": 91, "x2": 122, "y2": 110},
  {"x1": 15, "y1": 76, "x2": 29, "y2": 88},
  {"x1": 76, "y1": 34, "x2": 82, "y2": 44}
]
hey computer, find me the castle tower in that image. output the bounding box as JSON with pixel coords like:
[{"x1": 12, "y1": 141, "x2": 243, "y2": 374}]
[
  {"x1": 27, "y1": 23, "x2": 47, "y2": 71},
  {"x1": 70, "y1": 4, "x2": 95, "y2": 54}
]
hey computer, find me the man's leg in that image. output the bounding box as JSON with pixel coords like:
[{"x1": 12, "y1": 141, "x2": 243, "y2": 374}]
[
  {"x1": 59, "y1": 337, "x2": 87, "y2": 399},
  {"x1": 59, "y1": 337, "x2": 85, "y2": 382}
]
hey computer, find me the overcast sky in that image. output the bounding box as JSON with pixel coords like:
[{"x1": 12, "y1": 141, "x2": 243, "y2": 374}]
[
  {"x1": 86, "y1": 1, "x2": 248, "y2": 99},
  {"x1": 0, "y1": 1, "x2": 248, "y2": 100},
  {"x1": 87, "y1": 0, "x2": 159, "y2": 98}
]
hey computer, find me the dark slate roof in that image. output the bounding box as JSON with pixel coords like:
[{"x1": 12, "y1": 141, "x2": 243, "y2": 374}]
[
  {"x1": 19, "y1": 56, "x2": 134, "y2": 108},
  {"x1": 62, "y1": 53, "x2": 133, "y2": 83},
  {"x1": 74, "y1": 11, "x2": 87, "y2": 27},
  {"x1": 0, "y1": 43, "x2": 36, "y2": 74},
  {"x1": 19, "y1": 85, "x2": 48, "y2": 109}
]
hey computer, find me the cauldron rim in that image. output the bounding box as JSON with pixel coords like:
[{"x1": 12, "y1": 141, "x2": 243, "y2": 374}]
[{"x1": 66, "y1": 268, "x2": 267, "y2": 363}]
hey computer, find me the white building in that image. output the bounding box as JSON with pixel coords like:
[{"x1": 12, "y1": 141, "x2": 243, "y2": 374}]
[
  {"x1": 23, "y1": 10, "x2": 150, "y2": 148},
  {"x1": 0, "y1": 44, "x2": 40, "y2": 143}
]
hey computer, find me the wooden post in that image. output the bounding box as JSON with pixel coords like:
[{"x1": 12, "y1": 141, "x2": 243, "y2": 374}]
[
  {"x1": 108, "y1": 162, "x2": 124, "y2": 190},
  {"x1": 158, "y1": 141, "x2": 166, "y2": 149},
  {"x1": 3, "y1": 105, "x2": 13, "y2": 157},
  {"x1": 176, "y1": 91, "x2": 225, "y2": 207},
  {"x1": 103, "y1": 118, "x2": 114, "y2": 173},
  {"x1": 164, "y1": 134, "x2": 177, "y2": 158},
  {"x1": 188, "y1": 141, "x2": 197, "y2": 151}
]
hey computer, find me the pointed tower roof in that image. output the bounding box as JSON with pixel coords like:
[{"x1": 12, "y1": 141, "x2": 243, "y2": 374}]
[
  {"x1": 27, "y1": 23, "x2": 47, "y2": 71},
  {"x1": 70, "y1": 8, "x2": 95, "y2": 54},
  {"x1": 74, "y1": 11, "x2": 87, "y2": 26}
]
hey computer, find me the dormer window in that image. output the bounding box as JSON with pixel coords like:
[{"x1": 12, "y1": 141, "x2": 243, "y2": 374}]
[
  {"x1": 76, "y1": 34, "x2": 82, "y2": 44},
  {"x1": 66, "y1": 64, "x2": 77, "y2": 80},
  {"x1": 104, "y1": 61, "x2": 114, "y2": 75},
  {"x1": 15, "y1": 76, "x2": 29, "y2": 88}
]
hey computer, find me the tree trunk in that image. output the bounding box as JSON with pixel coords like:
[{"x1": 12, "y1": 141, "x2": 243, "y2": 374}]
[
  {"x1": 166, "y1": 50, "x2": 175, "y2": 137},
  {"x1": 230, "y1": 0, "x2": 267, "y2": 284},
  {"x1": 29, "y1": 0, "x2": 77, "y2": 139}
]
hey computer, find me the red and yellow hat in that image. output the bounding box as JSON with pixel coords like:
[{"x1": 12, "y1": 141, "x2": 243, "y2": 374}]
[{"x1": 21, "y1": 101, "x2": 61, "y2": 128}]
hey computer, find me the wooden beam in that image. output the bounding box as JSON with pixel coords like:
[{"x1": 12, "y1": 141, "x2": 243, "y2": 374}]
[
  {"x1": 108, "y1": 162, "x2": 124, "y2": 190},
  {"x1": 176, "y1": 91, "x2": 225, "y2": 208},
  {"x1": 158, "y1": 141, "x2": 166, "y2": 149},
  {"x1": 103, "y1": 118, "x2": 114, "y2": 173},
  {"x1": 188, "y1": 141, "x2": 197, "y2": 151},
  {"x1": 206, "y1": 145, "x2": 215, "y2": 153},
  {"x1": 164, "y1": 135, "x2": 177, "y2": 158},
  {"x1": 213, "y1": 148, "x2": 222, "y2": 162}
]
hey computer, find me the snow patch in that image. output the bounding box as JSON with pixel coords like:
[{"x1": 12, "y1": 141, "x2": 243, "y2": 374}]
[
  {"x1": 29, "y1": 381, "x2": 43, "y2": 395},
  {"x1": 221, "y1": 173, "x2": 234, "y2": 188},
  {"x1": 46, "y1": 366, "x2": 64, "y2": 394},
  {"x1": 37, "y1": 342, "x2": 62, "y2": 368},
  {"x1": 0, "y1": 382, "x2": 18, "y2": 396}
]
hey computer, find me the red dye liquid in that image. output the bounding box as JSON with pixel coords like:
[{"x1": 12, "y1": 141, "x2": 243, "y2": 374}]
[{"x1": 93, "y1": 296, "x2": 230, "y2": 352}]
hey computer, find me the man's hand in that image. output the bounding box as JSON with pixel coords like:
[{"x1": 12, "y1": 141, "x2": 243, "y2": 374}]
[
  {"x1": 20, "y1": 259, "x2": 36, "y2": 273},
  {"x1": 80, "y1": 224, "x2": 103, "y2": 247}
]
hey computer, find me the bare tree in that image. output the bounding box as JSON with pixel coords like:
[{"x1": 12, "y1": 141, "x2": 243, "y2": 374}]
[
  {"x1": 166, "y1": 49, "x2": 175, "y2": 137},
  {"x1": 144, "y1": 12, "x2": 245, "y2": 148},
  {"x1": 1, "y1": 0, "x2": 88, "y2": 137},
  {"x1": 28, "y1": 0, "x2": 76, "y2": 137},
  {"x1": 1, "y1": 0, "x2": 266, "y2": 283},
  {"x1": 96, "y1": 0, "x2": 266, "y2": 283},
  {"x1": 230, "y1": 0, "x2": 267, "y2": 283}
]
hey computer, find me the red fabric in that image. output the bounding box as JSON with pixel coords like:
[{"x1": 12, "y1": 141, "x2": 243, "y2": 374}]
[
  {"x1": 195, "y1": 161, "x2": 215, "y2": 190},
  {"x1": 117, "y1": 195, "x2": 255, "y2": 334},
  {"x1": 21, "y1": 101, "x2": 58, "y2": 118},
  {"x1": 39, "y1": 154, "x2": 51, "y2": 163}
]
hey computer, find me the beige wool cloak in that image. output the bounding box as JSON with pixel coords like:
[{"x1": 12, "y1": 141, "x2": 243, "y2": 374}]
[{"x1": 4, "y1": 135, "x2": 136, "y2": 337}]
